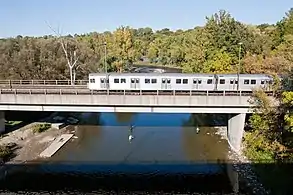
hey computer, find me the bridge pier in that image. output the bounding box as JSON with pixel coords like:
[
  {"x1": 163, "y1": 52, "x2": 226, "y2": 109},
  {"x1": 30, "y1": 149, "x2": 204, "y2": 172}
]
[
  {"x1": 227, "y1": 113, "x2": 246, "y2": 153},
  {"x1": 0, "y1": 111, "x2": 4, "y2": 133}
]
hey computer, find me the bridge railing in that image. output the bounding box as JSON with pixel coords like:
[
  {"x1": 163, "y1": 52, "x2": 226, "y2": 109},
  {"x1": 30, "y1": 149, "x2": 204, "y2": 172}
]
[
  {"x1": 0, "y1": 80, "x2": 88, "y2": 86},
  {"x1": 0, "y1": 88, "x2": 273, "y2": 96}
]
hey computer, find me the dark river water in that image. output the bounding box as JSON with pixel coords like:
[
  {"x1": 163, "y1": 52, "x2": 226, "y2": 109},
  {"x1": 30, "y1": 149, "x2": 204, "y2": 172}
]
[{"x1": 0, "y1": 112, "x2": 247, "y2": 194}]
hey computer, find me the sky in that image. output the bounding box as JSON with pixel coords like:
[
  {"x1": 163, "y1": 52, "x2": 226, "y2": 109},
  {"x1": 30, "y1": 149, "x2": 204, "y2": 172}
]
[{"x1": 0, "y1": 0, "x2": 292, "y2": 38}]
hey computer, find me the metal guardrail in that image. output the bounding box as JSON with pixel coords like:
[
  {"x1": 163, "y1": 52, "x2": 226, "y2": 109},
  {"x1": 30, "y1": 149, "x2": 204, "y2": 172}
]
[
  {"x1": 0, "y1": 80, "x2": 88, "y2": 86},
  {"x1": 0, "y1": 88, "x2": 273, "y2": 96}
]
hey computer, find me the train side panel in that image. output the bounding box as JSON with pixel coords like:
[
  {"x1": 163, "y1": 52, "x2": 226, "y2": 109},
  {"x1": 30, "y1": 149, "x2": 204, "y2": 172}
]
[{"x1": 88, "y1": 73, "x2": 108, "y2": 90}]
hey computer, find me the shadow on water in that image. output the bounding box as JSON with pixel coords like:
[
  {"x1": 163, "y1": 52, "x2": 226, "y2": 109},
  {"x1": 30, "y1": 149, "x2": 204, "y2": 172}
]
[{"x1": 0, "y1": 162, "x2": 234, "y2": 193}]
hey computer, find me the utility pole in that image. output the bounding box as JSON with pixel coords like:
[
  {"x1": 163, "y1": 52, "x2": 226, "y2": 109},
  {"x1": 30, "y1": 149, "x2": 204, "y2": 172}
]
[{"x1": 237, "y1": 42, "x2": 243, "y2": 91}]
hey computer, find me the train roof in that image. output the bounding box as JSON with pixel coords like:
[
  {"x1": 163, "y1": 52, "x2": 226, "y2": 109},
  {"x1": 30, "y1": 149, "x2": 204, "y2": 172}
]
[
  {"x1": 217, "y1": 73, "x2": 272, "y2": 78},
  {"x1": 89, "y1": 72, "x2": 215, "y2": 77},
  {"x1": 89, "y1": 72, "x2": 272, "y2": 78}
]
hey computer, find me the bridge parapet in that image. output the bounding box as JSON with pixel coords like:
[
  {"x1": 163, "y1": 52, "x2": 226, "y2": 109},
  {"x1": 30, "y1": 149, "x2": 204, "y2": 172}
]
[{"x1": 0, "y1": 89, "x2": 252, "y2": 107}]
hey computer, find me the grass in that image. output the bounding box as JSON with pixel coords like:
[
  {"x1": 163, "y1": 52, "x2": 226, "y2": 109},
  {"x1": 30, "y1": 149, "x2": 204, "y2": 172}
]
[
  {"x1": 5, "y1": 121, "x2": 22, "y2": 126},
  {"x1": 32, "y1": 123, "x2": 51, "y2": 133}
]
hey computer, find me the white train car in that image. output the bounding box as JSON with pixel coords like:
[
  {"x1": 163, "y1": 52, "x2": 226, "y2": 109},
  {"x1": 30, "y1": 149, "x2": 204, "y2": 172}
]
[
  {"x1": 238, "y1": 74, "x2": 273, "y2": 91},
  {"x1": 109, "y1": 73, "x2": 161, "y2": 91},
  {"x1": 87, "y1": 72, "x2": 274, "y2": 92},
  {"x1": 88, "y1": 73, "x2": 108, "y2": 90}
]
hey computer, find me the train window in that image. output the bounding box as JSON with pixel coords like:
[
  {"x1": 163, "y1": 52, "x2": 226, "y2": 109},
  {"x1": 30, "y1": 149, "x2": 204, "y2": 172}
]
[
  {"x1": 90, "y1": 78, "x2": 95, "y2": 83},
  {"x1": 193, "y1": 79, "x2": 197, "y2": 84},
  {"x1": 121, "y1": 78, "x2": 126, "y2": 83},
  {"x1": 100, "y1": 79, "x2": 104, "y2": 83},
  {"x1": 251, "y1": 80, "x2": 256, "y2": 85},
  {"x1": 176, "y1": 79, "x2": 181, "y2": 84},
  {"x1": 220, "y1": 79, "x2": 225, "y2": 84},
  {"x1": 162, "y1": 79, "x2": 166, "y2": 84},
  {"x1": 244, "y1": 80, "x2": 249, "y2": 84},
  {"x1": 235, "y1": 80, "x2": 238, "y2": 84},
  {"x1": 114, "y1": 78, "x2": 119, "y2": 83},
  {"x1": 145, "y1": 79, "x2": 150, "y2": 84},
  {"x1": 167, "y1": 79, "x2": 171, "y2": 84},
  {"x1": 151, "y1": 79, "x2": 157, "y2": 84},
  {"x1": 136, "y1": 79, "x2": 140, "y2": 83},
  {"x1": 198, "y1": 80, "x2": 202, "y2": 84},
  {"x1": 183, "y1": 79, "x2": 188, "y2": 84},
  {"x1": 261, "y1": 80, "x2": 265, "y2": 84},
  {"x1": 207, "y1": 79, "x2": 213, "y2": 84},
  {"x1": 230, "y1": 80, "x2": 234, "y2": 84},
  {"x1": 131, "y1": 79, "x2": 135, "y2": 84}
]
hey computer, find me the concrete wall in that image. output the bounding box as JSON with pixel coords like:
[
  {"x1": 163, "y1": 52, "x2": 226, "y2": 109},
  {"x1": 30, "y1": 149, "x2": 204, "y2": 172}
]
[
  {"x1": 0, "y1": 94, "x2": 251, "y2": 107},
  {"x1": 0, "y1": 111, "x2": 5, "y2": 133},
  {"x1": 227, "y1": 113, "x2": 246, "y2": 153}
]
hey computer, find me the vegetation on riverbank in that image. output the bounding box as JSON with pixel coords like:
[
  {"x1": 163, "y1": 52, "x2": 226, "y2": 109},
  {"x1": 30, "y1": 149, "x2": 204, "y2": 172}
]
[
  {"x1": 32, "y1": 123, "x2": 51, "y2": 133},
  {"x1": 242, "y1": 83, "x2": 293, "y2": 194}
]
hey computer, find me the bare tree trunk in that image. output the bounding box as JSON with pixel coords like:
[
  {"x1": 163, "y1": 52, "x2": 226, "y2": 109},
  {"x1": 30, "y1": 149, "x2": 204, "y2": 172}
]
[
  {"x1": 46, "y1": 23, "x2": 79, "y2": 86},
  {"x1": 73, "y1": 68, "x2": 76, "y2": 84},
  {"x1": 69, "y1": 67, "x2": 73, "y2": 85}
]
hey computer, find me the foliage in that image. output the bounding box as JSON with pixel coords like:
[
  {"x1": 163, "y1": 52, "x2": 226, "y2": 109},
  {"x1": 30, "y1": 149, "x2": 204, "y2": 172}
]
[
  {"x1": 1, "y1": 8, "x2": 293, "y2": 78},
  {"x1": 0, "y1": 145, "x2": 13, "y2": 162},
  {"x1": 32, "y1": 123, "x2": 51, "y2": 133}
]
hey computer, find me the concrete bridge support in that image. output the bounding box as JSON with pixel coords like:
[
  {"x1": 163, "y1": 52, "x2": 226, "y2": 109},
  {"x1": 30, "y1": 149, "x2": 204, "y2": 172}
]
[
  {"x1": 0, "y1": 111, "x2": 4, "y2": 133},
  {"x1": 227, "y1": 113, "x2": 246, "y2": 153}
]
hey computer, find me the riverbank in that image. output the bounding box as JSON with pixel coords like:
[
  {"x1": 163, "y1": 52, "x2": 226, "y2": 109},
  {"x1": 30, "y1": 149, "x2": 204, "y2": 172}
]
[
  {"x1": 0, "y1": 123, "x2": 72, "y2": 163},
  {"x1": 0, "y1": 113, "x2": 80, "y2": 163},
  {"x1": 214, "y1": 127, "x2": 269, "y2": 195}
]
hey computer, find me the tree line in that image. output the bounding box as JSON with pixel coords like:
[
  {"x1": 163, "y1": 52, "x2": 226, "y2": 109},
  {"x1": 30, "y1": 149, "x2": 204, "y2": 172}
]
[{"x1": 1, "y1": 9, "x2": 293, "y2": 80}]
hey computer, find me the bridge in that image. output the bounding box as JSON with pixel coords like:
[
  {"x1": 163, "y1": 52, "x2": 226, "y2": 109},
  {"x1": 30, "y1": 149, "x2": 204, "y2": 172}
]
[{"x1": 0, "y1": 80, "x2": 268, "y2": 153}]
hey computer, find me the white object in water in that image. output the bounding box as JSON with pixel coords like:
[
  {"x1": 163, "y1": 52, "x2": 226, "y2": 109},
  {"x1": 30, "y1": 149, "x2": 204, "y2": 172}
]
[
  {"x1": 196, "y1": 127, "x2": 200, "y2": 133},
  {"x1": 129, "y1": 135, "x2": 134, "y2": 141}
]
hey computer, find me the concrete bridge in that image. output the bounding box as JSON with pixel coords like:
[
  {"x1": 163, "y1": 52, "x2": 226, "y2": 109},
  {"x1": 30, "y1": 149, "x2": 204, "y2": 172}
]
[{"x1": 0, "y1": 87, "x2": 260, "y2": 153}]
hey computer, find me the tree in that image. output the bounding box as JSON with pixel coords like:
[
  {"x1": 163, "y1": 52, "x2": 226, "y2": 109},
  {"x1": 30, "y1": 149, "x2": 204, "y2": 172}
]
[
  {"x1": 47, "y1": 24, "x2": 80, "y2": 85},
  {"x1": 111, "y1": 26, "x2": 135, "y2": 72}
]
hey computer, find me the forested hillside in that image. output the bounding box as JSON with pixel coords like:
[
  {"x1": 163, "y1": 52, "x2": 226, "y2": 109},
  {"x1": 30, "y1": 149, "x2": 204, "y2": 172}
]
[{"x1": 1, "y1": 9, "x2": 293, "y2": 80}]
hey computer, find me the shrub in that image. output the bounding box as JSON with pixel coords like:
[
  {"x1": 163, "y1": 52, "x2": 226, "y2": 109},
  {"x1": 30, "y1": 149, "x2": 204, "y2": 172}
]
[
  {"x1": 32, "y1": 123, "x2": 51, "y2": 133},
  {"x1": 0, "y1": 145, "x2": 13, "y2": 162}
]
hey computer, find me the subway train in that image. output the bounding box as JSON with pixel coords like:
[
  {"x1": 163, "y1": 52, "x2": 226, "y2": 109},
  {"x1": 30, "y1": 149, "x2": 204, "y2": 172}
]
[{"x1": 88, "y1": 73, "x2": 274, "y2": 92}]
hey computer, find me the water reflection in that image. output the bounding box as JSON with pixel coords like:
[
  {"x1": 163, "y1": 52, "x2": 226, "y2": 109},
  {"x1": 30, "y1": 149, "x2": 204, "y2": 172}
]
[{"x1": 48, "y1": 112, "x2": 229, "y2": 166}]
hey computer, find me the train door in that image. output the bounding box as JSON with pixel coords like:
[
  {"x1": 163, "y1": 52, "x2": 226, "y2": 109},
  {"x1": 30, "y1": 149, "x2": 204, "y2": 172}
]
[
  {"x1": 100, "y1": 78, "x2": 107, "y2": 89},
  {"x1": 192, "y1": 79, "x2": 200, "y2": 90},
  {"x1": 214, "y1": 75, "x2": 218, "y2": 91},
  {"x1": 229, "y1": 79, "x2": 238, "y2": 91},
  {"x1": 161, "y1": 78, "x2": 171, "y2": 90},
  {"x1": 130, "y1": 78, "x2": 140, "y2": 89}
]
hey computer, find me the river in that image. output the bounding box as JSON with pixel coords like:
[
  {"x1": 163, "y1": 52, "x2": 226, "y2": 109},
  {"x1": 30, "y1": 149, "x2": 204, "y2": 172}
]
[{"x1": 0, "y1": 112, "x2": 248, "y2": 194}]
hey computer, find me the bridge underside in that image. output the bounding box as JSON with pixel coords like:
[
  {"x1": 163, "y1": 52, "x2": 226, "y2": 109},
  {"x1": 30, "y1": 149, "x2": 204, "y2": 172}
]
[
  {"x1": 0, "y1": 105, "x2": 252, "y2": 114},
  {"x1": 0, "y1": 111, "x2": 4, "y2": 133}
]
